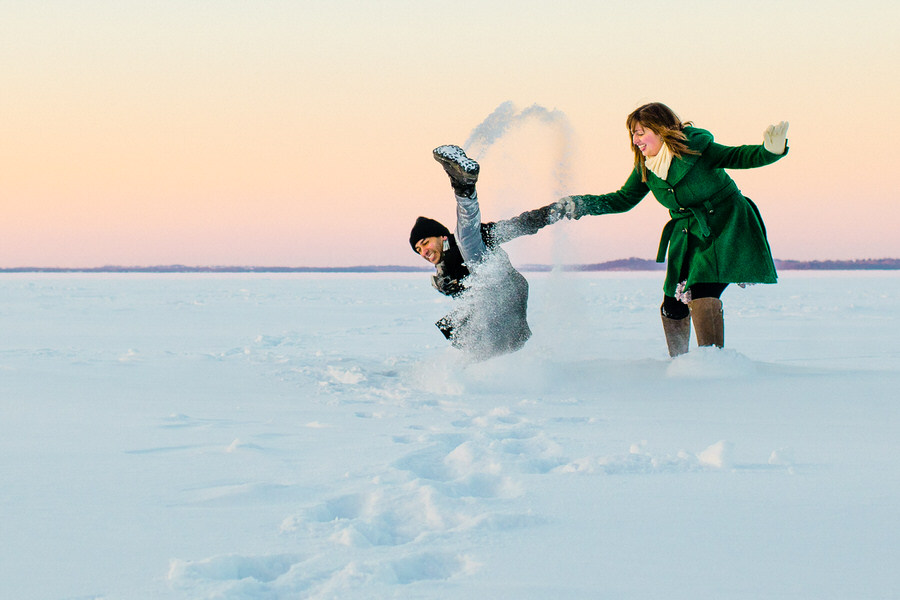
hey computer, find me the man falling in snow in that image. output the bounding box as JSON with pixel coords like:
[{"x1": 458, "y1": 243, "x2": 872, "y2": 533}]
[{"x1": 410, "y1": 145, "x2": 569, "y2": 360}]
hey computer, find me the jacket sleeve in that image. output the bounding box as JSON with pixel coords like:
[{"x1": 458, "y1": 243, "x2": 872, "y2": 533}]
[
  {"x1": 702, "y1": 141, "x2": 789, "y2": 170},
  {"x1": 483, "y1": 202, "x2": 563, "y2": 247},
  {"x1": 568, "y1": 169, "x2": 650, "y2": 219}
]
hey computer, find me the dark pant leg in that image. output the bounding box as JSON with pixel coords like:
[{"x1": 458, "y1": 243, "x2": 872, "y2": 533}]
[
  {"x1": 690, "y1": 282, "x2": 729, "y2": 300},
  {"x1": 662, "y1": 283, "x2": 729, "y2": 319}
]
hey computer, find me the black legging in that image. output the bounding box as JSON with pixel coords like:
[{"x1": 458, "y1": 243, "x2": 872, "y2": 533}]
[{"x1": 661, "y1": 283, "x2": 728, "y2": 320}]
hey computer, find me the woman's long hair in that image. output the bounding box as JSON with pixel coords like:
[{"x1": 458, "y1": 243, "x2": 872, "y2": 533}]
[{"x1": 626, "y1": 102, "x2": 698, "y2": 181}]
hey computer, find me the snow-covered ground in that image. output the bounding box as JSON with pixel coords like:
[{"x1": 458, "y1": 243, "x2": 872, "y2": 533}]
[{"x1": 1, "y1": 271, "x2": 897, "y2": 599}]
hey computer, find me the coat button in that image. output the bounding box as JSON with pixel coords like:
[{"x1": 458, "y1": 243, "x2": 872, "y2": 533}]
[
  {"x1": 681, "y1": 228, "x2": 688, "y2": 233},
  {"x1": 678, "y1": 208, "x2": 686, "y2": 212}
]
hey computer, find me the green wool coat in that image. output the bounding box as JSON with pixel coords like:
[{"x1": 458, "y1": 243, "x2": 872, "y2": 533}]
[{"x1": 570, "y1": 127, "x2": 788, "y2": 297}]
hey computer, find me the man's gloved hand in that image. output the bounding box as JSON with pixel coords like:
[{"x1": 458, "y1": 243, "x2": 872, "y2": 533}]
[
  {"x1": 432, "y1": 274, "x2": 463, "y2": 297},
  {"x1": 544, "y1": 201, "x2": 565, "y2": 224},
  {"x1": 763, "y1": 121, "x2": 790, "y2": 155}
]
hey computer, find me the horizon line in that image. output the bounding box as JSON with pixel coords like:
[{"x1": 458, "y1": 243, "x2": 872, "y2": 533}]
[{"x1": 2, "y1": 257, "x2": 899, "y2": 273}]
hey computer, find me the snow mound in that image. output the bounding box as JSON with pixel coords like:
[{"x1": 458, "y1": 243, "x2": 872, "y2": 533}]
[
  {"x1": 697, "y1": 440, "x2": 734, "y2": 469},
  {"x1": 666, "y1": 347, "x2": 758, "y2": 379}
]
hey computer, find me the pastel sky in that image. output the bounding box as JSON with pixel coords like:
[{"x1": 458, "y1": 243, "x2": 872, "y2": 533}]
[{"x1": 3, "y1": 0, "x2": 899, "y2": 268}]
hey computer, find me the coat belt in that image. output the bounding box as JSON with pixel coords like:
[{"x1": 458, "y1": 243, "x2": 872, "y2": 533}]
[{"x1": 655, "y1": 199, "x2": 718, "y2": 262}]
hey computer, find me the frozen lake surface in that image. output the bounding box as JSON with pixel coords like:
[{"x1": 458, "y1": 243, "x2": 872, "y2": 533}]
[{"x1": 1, "y1": 271, "x2": 898, "y2": 599}]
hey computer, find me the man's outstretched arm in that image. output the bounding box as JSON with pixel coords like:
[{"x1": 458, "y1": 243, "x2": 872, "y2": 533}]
[{"x1": 485, "y1": 200, "x2": 570, "y2": 247}]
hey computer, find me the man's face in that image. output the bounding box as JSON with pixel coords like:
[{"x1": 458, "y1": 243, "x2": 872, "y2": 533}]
[{"x1": 414, "y1": 236, "x2": 445, "y2": 265}]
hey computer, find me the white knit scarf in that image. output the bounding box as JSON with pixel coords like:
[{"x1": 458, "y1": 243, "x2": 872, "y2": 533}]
[{"x1": 644, "y1": 142, "x2": 673, "y2": 180}]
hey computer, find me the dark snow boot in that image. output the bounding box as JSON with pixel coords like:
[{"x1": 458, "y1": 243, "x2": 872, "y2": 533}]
[
  {"x1": 433, "y1": 145, "x2": 479, "y2": 198},
  {"x1": 689, "y1": 297, "x2": 724, "y2": 348},
  {"x1": 661, "y1": 308, "x2": 691, "y2": 357}
]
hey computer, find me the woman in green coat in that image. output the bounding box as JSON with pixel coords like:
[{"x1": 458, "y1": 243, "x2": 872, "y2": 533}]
[{"x1": 563, "y1": 102, "x2": 789, "y2": 356}]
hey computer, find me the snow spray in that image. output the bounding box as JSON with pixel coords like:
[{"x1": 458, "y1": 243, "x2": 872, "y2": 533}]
[
  {"x1": 462, "y1": 101, "x2": 577, "y2": 266},
  {"x1": 462, "y1": 102, "x2": 587, "y2": 357},
  {"x1": 463, "y1": 101, "x2": 574, "y2": 200}
]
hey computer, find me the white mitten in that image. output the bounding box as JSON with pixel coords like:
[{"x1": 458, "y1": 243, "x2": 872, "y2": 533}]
[{"x1": 763, "y1": 121, "x2": 789, "y2": 155}]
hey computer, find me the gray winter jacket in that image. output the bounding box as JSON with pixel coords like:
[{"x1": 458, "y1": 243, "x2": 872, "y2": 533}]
[{"x1": 434, "y1": 194, "x2": 560, "y2": 360}]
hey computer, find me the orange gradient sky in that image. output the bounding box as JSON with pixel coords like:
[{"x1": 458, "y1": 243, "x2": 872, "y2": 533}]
[{"x1": 2, "y1": 0, "x2": 899, "y2": 268}]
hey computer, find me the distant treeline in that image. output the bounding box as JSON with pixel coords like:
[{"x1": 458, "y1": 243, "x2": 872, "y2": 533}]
[
  {"x1": 524, "y1": 258, "x2": 900, "y2": 271},
  {"x1": 773, "y1": 258, "x2": 900, "y2": 270},
  {"x1": 0, "y1": 265, "x2": 429, "y2": 273},
  {"x1": 2, "y1": 258, "x2": 899, "y2": 273}
]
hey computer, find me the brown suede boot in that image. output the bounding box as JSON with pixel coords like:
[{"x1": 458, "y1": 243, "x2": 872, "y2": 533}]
[
  {"x1": 689, "y1": 297, "x2": 724, "y2": 348},
  {"x1": 661, "y1": 308, "x2": 691, "y2": 357}
]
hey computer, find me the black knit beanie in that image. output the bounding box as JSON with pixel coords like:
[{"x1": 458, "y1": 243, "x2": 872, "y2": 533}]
[{"x1": 409, "y1": 216, "x2": 450, "y2": 252}]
